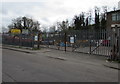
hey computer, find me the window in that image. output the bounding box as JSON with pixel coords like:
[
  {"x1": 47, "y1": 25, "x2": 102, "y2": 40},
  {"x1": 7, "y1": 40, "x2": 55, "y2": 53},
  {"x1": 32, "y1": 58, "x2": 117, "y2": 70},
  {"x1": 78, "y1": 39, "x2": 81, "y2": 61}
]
[
  {"x1": 112, "y1": 12, "x2": 120, "y2": 21},
  {"x1": 112, "y1": 13, "x2": 117, "y2": 21},
  {"x1": 117, "y1": 13, "x2": 120, "y2": 21}
]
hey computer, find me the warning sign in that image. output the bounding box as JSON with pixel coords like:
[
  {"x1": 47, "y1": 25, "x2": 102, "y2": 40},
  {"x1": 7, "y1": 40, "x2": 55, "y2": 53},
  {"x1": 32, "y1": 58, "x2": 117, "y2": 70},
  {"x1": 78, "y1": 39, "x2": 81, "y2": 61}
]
[{"x1": 11, "y1": 29, "x2": 21, "y2": 34}]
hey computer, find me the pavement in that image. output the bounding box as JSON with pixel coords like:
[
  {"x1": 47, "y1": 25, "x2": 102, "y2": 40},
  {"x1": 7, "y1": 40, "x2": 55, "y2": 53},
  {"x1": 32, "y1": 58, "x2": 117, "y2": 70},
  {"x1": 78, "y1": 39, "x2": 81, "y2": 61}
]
[
  {"x1": 2, "y1": 44, "x2": 120, "y2": 70},
  {"x1": 2, "y1": 46, "x2": 119, "y2": 82},
  {"x1": 41, "y1": 45, "x2": 112, "y2": 56}
]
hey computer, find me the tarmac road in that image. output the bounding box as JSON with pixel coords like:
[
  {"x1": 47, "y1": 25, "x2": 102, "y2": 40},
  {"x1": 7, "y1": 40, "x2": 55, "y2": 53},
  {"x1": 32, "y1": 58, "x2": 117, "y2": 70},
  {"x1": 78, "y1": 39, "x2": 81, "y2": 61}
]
[{"x1": 2, "y1": 48, "x2": 119, "y2": 82}]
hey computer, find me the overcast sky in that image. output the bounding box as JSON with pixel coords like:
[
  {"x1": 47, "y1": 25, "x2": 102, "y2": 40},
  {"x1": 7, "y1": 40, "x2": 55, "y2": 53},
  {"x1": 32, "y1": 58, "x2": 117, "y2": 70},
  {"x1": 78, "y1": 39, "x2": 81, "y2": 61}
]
[{"x1": 0, "y1": 0, "x2": 120, "y2": 32}]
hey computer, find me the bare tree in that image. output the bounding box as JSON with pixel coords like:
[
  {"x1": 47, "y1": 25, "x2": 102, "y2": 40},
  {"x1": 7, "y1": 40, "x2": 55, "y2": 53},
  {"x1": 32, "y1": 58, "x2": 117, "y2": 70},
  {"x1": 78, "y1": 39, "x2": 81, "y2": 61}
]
[
  {"x1": 56, "y1": 20, "x2": 69, "y2": 32},
  {"x1": 8, "y1": 16, "x2": 41, "y2": 34},
  {"x1": 94, "y1": 6, "x2": 100, "y2": 30},
  {"x1": 100, "y1": 6, "x2": 107, "y2": 29}
]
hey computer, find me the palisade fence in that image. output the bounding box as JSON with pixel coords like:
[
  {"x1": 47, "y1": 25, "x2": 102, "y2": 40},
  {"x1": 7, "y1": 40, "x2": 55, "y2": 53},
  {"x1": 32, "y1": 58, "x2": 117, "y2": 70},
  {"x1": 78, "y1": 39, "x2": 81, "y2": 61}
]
[
  {"x1": 2, "y1": 34, "x2": 35, "y2": 48},
  {"x1": 41, "y1": 29, "x2": 114, "y2": 56},
  {"x1": 2, "y1": 29, "x2": 119, "y2": 57}
]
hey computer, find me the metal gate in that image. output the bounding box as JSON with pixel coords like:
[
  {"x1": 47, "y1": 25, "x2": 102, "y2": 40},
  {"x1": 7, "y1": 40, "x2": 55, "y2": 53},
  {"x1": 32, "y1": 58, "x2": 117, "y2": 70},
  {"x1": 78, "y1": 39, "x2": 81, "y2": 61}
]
[{"x1": 41, "y1": 29, "x2": 113, "y2": 56}]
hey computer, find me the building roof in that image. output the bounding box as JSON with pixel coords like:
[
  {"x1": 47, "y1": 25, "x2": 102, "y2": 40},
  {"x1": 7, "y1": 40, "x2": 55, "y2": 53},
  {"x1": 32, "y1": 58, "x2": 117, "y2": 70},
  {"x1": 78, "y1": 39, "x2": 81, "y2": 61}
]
[{"x1": 107, "y1": 9, "x2": 120, "y2": 14}]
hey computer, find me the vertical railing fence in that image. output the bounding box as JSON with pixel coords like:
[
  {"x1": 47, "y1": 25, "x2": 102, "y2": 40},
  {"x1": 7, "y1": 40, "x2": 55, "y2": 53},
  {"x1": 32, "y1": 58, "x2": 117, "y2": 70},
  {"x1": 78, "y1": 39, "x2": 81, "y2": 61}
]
[
  {"x1": 2, "y1": 29, "x2": 119, "y2": 57},
  {"x1": 2, "y1": 33, "x2": 34, "y2": 48},
  {"x1": 41, "y1": 29, "x2": 114, "y2": 56}
]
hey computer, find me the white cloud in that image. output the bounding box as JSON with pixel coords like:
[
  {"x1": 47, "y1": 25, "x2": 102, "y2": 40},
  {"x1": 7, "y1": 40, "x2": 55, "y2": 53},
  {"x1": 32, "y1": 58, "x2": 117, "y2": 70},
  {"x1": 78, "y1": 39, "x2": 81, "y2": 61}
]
[{"x1": 1, "y1": 0, "x2": 119, "y2": 32}]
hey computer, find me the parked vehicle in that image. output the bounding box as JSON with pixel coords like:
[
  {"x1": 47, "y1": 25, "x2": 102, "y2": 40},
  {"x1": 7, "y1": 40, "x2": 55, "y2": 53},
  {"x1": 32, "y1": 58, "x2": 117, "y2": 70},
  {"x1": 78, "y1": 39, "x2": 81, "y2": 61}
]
[
  {"x1": 41, "y1": 40, "x2": 54, "y2": 45},
  {"x1": 102, "y1": 40, "x2": 110, "y2": 46}
]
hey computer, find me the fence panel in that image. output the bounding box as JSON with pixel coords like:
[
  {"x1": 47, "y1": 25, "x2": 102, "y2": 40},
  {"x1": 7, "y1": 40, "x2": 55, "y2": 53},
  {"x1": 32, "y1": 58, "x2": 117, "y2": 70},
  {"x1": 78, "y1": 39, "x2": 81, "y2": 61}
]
[
  {"x1": 3, "y1": 29, "x2": 115, "y2": 56},
  {"x1": 2, "y1": 34, "x2": 34, "y2": 48},
  {"x1": 40, "y1": 29, "x2": 113, "y2": 56}
]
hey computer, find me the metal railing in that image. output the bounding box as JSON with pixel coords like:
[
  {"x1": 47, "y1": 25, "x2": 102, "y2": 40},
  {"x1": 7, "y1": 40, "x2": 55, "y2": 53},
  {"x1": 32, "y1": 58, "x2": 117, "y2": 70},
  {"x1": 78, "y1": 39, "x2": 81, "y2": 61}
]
[
  {"x1": 2, "y1": 34, "x2": 34, "y2": 48},
  {"x1": 41, "y1": 29, "x2": 115, "y2": 56},
  {"x1": 2, "y1": 29, "x2": 119, "y2": 58}
]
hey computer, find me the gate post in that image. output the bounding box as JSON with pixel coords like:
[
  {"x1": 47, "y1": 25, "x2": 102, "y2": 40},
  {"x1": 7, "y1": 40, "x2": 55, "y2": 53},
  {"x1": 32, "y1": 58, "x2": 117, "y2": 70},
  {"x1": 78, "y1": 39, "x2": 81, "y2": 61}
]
[
  {"x1": 118, "y1": 36, "x2": 120, "y2": 61},
  {"x1": 64, "y1": 32, "x2": 67, "y2": 52},
  {"x1": 118, "y1": 28, "x2": 120, "y2": 61},
  {"x1": 89, "y1": 29, "x2": 92, "y2": 54},
  {"x1": 89, "y1": 39, "x2": 92, "y2": 54},
  {"x1": 58, "y1": 32, "x2": 60, "y2": 50},
  {"x1": 37, "y1": 32, "x2": 40, "y2": 49},
  {"x1": 111, "y1": 25, "x2": 120, "y2": 61}
]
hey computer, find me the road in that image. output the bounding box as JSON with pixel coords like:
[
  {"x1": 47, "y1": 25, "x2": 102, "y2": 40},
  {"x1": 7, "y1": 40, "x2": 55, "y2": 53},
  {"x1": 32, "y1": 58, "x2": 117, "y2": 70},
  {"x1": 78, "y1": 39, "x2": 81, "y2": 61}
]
[{"x1": 2, "y1": 48, "x2": 118, "y2": 82}]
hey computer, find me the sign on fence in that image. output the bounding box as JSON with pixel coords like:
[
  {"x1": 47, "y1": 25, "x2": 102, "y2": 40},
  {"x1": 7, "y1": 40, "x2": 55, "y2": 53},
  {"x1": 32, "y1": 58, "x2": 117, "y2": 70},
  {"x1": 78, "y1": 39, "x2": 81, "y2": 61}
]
[
  {"x1": 22, "y1": 29, "x2": 29, "y2": 34},
  {"x1": 11, "y1": 29, "x2": 21, "y2": 34},
  {"x1": 70, "y1": 37, "x2": 75, "y2": 43},
  {"x1": 34, "y1": 35, "x2": 38, "y2": 41}
]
